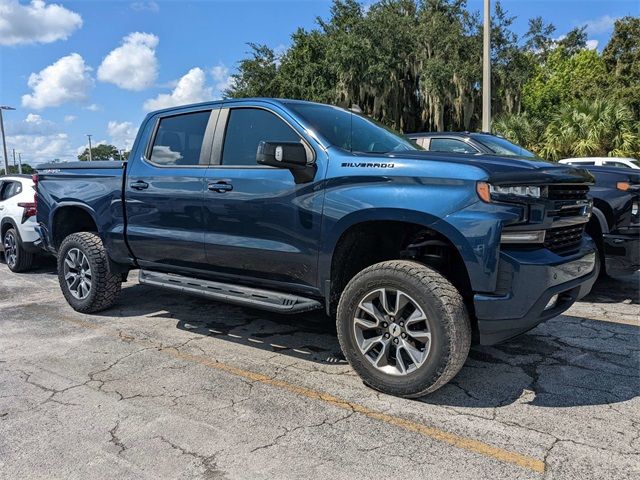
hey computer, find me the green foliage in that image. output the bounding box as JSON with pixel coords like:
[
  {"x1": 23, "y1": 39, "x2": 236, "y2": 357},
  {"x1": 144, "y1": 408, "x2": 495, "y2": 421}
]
[
  {"x1": 521, "y1": 47, "x2": 607, "y2": 121},
  {"x1": 77, "y1": 144, "x2": 121, "y2": 161},
  {"x1": 492, "y1": 113, "x2": 544, "y2": 154},
  {"x1": 540, "y1": 99, "x2": 640, "y2": 160},
  {"x1": 0, "y1": 163, "x2": 34, "y2": 175},
  {"x1": 602, "y1": 16, "x2": 640, "y2": 117}
]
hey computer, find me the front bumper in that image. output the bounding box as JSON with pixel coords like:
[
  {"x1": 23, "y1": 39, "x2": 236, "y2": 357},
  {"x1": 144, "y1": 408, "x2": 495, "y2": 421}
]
[
  {"x1": 603, "y1": 231, "x2": 640, "y2": 277},
  {"x1": 474, "y1": 240, "x2": 598, "y2": 345}
]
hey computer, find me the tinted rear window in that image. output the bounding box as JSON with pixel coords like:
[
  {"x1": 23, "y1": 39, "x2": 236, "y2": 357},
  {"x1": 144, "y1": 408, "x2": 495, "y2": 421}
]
[{"x1": 149, "y1": 111, "x2": 212, "y2": 166}]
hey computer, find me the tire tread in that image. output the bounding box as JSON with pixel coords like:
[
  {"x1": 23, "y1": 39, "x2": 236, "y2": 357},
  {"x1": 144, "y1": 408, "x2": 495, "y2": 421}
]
[{"x1": 57, "y1": 232, "x2": 121, "y2": 313}]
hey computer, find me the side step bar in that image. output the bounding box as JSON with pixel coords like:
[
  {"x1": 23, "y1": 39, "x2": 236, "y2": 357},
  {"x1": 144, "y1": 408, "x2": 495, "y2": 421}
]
[{"x1": 139, "y1": 270, "x2": 322, "y2": 314}]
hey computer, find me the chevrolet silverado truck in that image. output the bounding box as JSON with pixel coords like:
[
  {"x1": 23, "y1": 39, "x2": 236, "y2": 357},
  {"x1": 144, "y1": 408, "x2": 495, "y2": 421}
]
[{"x1": 35, "y1": 99, "x2": 598, "y2": 398}]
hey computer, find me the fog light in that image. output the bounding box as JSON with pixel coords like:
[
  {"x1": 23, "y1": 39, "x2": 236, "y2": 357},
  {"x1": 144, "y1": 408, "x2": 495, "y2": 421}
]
[
  {"x1": 544, "y1": 294, "x2": 559, "y2": 311},
  {"x1": 500, "y1": 230, "x2": 546, "y2": 244}
]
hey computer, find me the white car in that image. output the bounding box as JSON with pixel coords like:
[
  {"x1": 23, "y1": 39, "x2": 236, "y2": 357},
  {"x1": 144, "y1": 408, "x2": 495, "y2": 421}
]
[
  {"x1": 0, "y1": 175, "x2": 40, "y2": 272},
  {"x1": 559, "y1": 157, "x2": 640, "y2": 170}
]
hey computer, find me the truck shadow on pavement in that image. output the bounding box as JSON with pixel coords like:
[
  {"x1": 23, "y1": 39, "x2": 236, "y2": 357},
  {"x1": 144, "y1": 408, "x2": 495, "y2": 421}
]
[{"x1": 104, "y1": 274, "x2": 639, "y2": 410}]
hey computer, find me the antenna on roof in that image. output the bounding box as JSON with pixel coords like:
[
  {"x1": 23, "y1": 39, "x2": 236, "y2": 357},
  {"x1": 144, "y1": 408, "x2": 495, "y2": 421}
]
[{"x1": 349, "y1": 104, "x2": 363, "y2": 114}]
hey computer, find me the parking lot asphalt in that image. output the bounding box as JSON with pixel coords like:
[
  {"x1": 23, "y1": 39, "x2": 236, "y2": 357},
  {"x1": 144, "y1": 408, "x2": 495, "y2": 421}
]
[{"x1": 0, "y1": 258, "x2": 638, "y2": 480}]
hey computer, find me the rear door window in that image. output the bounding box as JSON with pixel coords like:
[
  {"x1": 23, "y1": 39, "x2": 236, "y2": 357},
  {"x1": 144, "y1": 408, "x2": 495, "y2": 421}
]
[
  {"x1": 603, "y1": 161, "x2": 632, "y2": 169},
  {"x1": 149, "y1": 111, "x2": 213, "y2": 166},
  {"x1": 0, "y1": 181, "x2": 21, "y2": 201},
  {"x1": 429, "y1": 138, "x2": 478, "y2": 154}
]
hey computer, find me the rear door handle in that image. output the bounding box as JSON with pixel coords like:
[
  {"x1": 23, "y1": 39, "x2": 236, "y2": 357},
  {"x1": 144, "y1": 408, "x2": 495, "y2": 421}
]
[
  {"x1": 208, "y1": 181, "x2": 233, "y2": 193},
  {"x1": 130, "y1": 180, "x2": 149, "y2": 190}
]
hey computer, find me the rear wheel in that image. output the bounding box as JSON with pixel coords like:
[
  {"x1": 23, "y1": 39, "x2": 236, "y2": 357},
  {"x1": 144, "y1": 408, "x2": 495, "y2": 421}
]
[
  {"x1": 3, "y1": 228, "x2": 34, "y2": 273},
  {"x1": 336, "y1": 260, "x2": 471, "y2": 398},
  {"x1": 57, "y1": 232, "x2": 122, "y2": 313}
]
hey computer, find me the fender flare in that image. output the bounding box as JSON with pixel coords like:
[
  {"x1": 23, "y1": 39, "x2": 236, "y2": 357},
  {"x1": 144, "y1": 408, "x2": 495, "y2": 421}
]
[
  {"x1": 318, "y1": 208, "x2": 476, "y2": 289},
  {"x1": 590, "y1": 206, "x2": 609, "y2": 234},
  {"x1": 1, "y1": 217, "x2": 19, "y2": 238},
  {"x1": 49, "y1": 201, "x2": 100, "y2": 248}
]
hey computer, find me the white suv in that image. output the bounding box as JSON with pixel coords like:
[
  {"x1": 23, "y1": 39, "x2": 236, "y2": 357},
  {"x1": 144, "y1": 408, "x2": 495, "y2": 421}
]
[
  {"x1": 0, "y1": 175, "x2": 39, "y2": 272},
  {"x1": 559, "y1": 157, "x2": 640, "y2": 170}
]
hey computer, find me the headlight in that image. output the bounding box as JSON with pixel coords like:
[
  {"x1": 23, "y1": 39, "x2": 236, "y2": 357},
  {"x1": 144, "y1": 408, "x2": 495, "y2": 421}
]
[
  {"x1": 476, "y1": 182, "x2": 541, "y2": 202},
  {"x1": 490, "y1": 185, "x2": 541, "y2": 198}
]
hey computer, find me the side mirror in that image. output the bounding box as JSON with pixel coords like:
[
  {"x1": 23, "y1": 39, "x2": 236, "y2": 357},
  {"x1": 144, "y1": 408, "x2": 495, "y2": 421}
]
[{"x1": 256, "y1": 141, "x2": 308, "y2": 169}]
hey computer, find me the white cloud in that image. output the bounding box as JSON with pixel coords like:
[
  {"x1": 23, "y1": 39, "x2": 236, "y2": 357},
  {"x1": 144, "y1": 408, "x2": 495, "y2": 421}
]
[
  {"x1": 130, "y1": 1, "x2": 159, "y2": 12},
  {"x1": 97, "y1": 32, "x2": 159, "y2": 91},
  {"x1": 586, "y1": 39, "x2": 599, "y2": 50},
  {"x1": 143, "y1": 67, "x2": 212, "y2": 111},
  {"x1": 0, "y1": 0, "x2": 82, "y2": 46},
  {"x1": 107, "y1": 121, "x2": 137, "y2": 150},
  {"x1": 3, "y1": 112, "x2": 73, "y2": 164},
  {"x1": 21, "y1": 53, "x2": 93, "y2": 109},
  {"x1": 6, "y1": 133, "x2": 73, "y2": 165},
  {"x1": 6, "y1": 113, "x2": 58, "y2": 135},
  {"x1": 211, "y1": 64, "x2": 233, "y2": 97},
  {"x1": 64, "y1": 115, "x2": 76, "y2": 122},
  {"x1": 86, "y1": 104, "x2": 100, "y2": 111},
  {"x1": 583, "y1": 15, "x2": 618, "y2": 35}
]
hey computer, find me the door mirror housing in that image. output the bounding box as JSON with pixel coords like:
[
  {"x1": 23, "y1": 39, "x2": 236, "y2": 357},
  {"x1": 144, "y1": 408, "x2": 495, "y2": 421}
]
[{"x1": 256, "y1": 141, "x2": 308, "y2": 169}]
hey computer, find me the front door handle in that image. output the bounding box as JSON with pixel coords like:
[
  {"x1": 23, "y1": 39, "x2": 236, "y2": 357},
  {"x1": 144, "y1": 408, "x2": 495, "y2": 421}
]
[
  {"x1": 130, "y1": 180, "x2": 149, "y2": 190},
  {"x1": 208, "y1": 181, "x2": 233, "y2": 193}
]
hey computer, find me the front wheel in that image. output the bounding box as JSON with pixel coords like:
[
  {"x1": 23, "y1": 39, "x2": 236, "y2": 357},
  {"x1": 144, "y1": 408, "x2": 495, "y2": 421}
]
[
  {"x1": 336, "y1": 260, "x2": 471, "y2": 398},
  {"x1": 57, "y1": 232, "x2": 122, "y2": 313}
]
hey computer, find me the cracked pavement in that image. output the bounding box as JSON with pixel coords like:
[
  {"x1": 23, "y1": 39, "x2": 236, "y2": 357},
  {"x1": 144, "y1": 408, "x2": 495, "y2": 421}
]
[{"x1": 0, "y1": 258, "x2": 638, "y2": 479}]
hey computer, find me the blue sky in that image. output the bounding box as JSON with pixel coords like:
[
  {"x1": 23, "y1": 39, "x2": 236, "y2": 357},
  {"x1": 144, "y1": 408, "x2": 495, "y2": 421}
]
[{"x1": 0, "y1": 0, "x2": 638, "y2": 165}]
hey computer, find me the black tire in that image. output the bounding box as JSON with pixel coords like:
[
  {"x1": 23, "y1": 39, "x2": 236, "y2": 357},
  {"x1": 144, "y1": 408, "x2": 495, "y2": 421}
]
[
  {"x1": 57, "y1": 232, "x2": 122, "y2": 313},
  {"x1": 3, "y1": 228, "x2": 34, "y2": 273},
  {"x1": 336, "y1": 260, "x2": 471, "y2": 398}
]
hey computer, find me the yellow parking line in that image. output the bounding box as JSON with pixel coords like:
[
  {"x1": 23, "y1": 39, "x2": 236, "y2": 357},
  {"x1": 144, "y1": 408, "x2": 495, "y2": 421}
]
[{"x1": 63, "y1": 316, "x2": 545, "y2": 474}]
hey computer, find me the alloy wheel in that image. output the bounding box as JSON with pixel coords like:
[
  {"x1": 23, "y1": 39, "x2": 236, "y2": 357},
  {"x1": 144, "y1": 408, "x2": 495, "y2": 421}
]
[
  {"x1": 63, "y1": 248, "x2": 92, "y2": 300},
  {"x1": 3, "y1": 232, "x2": 17, "y2": 269},
  {"x1": 353, "y1": 288, "x2": 432, "y2": 376}
]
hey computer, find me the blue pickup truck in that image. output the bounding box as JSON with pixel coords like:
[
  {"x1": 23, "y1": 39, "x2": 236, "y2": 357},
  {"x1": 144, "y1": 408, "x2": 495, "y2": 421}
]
[{"x1": 35, "y1": 99, "x2": 598, "y2": 397}]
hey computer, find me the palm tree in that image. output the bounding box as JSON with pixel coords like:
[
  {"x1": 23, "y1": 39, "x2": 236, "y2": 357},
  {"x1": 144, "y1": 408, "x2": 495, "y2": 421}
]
[
  {"x1": 492, "y1": 113, "x2": 545, "y2": 155},
  {"x1": 541, "y1": 99, "x2": 640, "y2": 160}
]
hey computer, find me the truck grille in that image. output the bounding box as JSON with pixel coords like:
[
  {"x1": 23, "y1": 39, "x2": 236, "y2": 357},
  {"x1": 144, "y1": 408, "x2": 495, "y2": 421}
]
[
  {"x1": 544, "y1": 224, "x2": 585, "y2": 255},
  {"x1": 547, "y1": 184, "x2": 589, "y2": 201}
]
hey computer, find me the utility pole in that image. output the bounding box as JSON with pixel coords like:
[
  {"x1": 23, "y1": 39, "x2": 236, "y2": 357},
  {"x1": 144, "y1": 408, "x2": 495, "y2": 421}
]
[
  {"x1": 12, "y1": 148, "x2": 16, "y2": 168},
  {"x1": 0, "y1": 105, "x2": 15, "y2": 176},
  {"x1": 482, "y1": 0, "x2": 491, "y2": 133},
  {"x1": 18, "y1": 153, "x2": 22, "y2": 174},
  {"x1": 86, "y1": 134, "x2": 93, "y2": 162}
]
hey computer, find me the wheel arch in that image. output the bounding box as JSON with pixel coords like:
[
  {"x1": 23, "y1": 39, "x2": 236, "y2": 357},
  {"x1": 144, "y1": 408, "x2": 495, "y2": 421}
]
[
  {"x1": 322, "y1": 210, "x2": 475, "y2": 321},
  {"x1": 50, "y1": 203, "x2": 99, "y2": 251},
  {"x1": 1, "y1": 217, "x2": 19, "y2": 239}
]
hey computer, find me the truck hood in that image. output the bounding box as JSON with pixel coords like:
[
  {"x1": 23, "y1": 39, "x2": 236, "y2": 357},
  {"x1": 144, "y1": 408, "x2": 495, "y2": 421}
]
[{"x1": 389, "y1": 150, "x2": 595, "y2": 185}]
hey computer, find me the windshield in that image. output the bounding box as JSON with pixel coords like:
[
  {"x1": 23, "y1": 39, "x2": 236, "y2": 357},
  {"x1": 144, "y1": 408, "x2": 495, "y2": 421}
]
[
  {"x1": 473, "y1": 134, "x2": 536, "y2": 157},
  {"x1": 287, "y1": 103, "x2": 419, "y2": 154}
]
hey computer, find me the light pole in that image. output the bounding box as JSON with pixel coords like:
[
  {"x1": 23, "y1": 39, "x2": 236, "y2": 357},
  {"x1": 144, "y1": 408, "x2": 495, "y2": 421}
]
[
  {"x1": 482, "y1": 0, "x2": 491, "y2": 132},
  {"x1": 18, "y1": 152, "x2": 22, "y2": 174},
  {"x1": 0, "y1": 105, "x2": 16, "y2": 175},
  {"x1": 86, "y1": 134, "x2": 93, "y2": 162}
]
